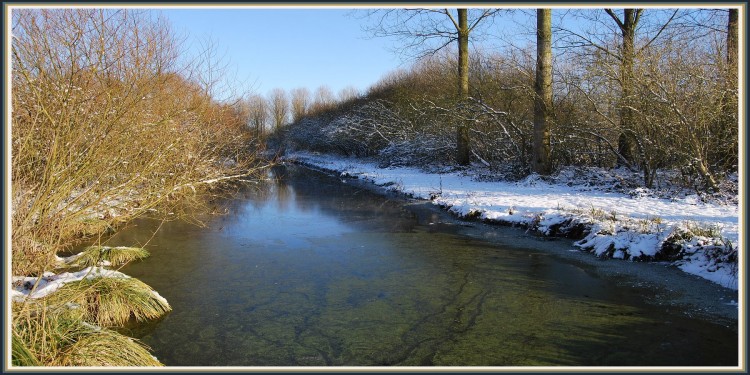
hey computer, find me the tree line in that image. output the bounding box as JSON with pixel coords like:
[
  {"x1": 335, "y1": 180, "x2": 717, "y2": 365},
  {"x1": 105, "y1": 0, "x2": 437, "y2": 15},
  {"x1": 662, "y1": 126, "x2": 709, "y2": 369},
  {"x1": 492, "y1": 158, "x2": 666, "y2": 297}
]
[
  {"x1": 241, "y1": 84, "x2": 362, "y2": 140},
  {"x1": 270, "y1": 8, "x2": 739, "y2": 194}
]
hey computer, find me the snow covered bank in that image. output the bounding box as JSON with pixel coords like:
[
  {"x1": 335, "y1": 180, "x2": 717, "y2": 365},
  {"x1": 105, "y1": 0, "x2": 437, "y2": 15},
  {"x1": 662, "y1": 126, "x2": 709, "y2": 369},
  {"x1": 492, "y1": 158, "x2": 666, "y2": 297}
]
[
  {"x1": 12, "y1": 267, "x2": 129, "y2": 300},
  {"x1": 286, "y1": 151, "x2": 740, "y2": 290},
  {"x1": 11, "y1": 266, "x2": 170, "y2": 307}
]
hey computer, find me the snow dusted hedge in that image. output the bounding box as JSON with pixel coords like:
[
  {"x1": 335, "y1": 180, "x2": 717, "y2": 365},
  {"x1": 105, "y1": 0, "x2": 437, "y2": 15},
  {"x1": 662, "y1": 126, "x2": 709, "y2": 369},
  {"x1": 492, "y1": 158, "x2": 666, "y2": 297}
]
[
  {"x1": 277, "y1": 99, "x2": 455, "y2": 166},
  {"x1": 274, "y1": 98, "x2": 537, "y2": 172}
]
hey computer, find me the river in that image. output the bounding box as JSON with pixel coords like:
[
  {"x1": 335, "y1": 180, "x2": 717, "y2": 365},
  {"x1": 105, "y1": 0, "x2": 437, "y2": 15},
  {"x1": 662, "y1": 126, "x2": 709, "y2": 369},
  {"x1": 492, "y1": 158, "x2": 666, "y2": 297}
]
[{"x1": 112, "y1": 164, "x2": 737, "y2": 367}]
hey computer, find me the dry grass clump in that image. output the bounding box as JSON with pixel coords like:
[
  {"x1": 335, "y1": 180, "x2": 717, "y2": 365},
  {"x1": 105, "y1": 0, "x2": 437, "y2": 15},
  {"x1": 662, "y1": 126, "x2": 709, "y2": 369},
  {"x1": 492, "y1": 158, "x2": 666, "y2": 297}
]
[
  {"x1": 63, "y1": 246, "x2": 150, "y2": 268},
  {"x1": 13, "y1": 245, "x2": 171, "y2": 366},
  {"x1": 12, "y1": 303, "x2": 162, "y2": 367},
  {"x1": 46, "y1": 276, "x2": 172, "y2": 327},
  {"x1": 51, "y1": 328, "x2": 162, "y2": 367}
]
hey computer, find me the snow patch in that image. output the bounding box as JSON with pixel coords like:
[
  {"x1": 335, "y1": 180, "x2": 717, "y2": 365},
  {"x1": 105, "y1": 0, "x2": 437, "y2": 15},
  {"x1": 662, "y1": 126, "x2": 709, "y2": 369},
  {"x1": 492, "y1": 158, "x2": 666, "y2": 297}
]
[{"x1": 12, "y1": 267, "x2": 131, "y2": 300}]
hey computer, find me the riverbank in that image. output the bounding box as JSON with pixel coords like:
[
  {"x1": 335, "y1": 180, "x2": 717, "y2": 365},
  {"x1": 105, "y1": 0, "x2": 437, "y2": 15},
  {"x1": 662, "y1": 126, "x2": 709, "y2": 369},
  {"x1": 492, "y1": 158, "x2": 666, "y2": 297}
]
[
  {"x1": 283, "y1": 151, "x2": 741, "y2": 293},
  {"x1": 401, "y1": 199, "x2": 739, "y2": 325},
  {"x1": 282, "y1": 152, "x2": 741, "y2": 327}
]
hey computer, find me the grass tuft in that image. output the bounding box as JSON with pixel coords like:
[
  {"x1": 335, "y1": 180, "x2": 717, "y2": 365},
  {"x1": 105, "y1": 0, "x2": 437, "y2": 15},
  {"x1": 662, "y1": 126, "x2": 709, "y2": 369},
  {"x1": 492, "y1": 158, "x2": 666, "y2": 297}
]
[
  {"x1": 11, "y1": 333, "x2": 41, "y2": 366},
  {"x1": 52, "y1": 328, "x2": 163, "y2": 367},
  {"x1": 12, "y1": 302, "x2": 163, "y2": 367},
  {"x1": 45, "y1": 276, "x2": 171, "y2": 327},
  {"x1": 64, "y1": 246, "x2": 150, "y2": 268}
]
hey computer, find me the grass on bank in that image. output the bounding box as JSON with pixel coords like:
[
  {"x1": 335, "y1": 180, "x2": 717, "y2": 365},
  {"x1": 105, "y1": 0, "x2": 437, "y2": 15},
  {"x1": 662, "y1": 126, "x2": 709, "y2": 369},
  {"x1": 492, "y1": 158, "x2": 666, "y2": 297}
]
[{"x1": 12, "y1": 302, "x2": 163, "y2": 367}]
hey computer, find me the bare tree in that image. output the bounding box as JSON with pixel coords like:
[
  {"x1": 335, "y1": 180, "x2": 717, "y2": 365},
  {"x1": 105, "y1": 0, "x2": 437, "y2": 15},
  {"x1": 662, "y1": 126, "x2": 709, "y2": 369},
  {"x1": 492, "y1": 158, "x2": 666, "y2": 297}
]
[
  {"x1": 338, "y1": 85, "x2": 361, "y2": 102},
  {"x1": 631, "y1": 36, "x2": 729, "y2": 190},
  {"x1": 727, "y1": 8, "x2": 738, "y2": 89},
  {"x1": 268, "y1": 88, "x2": 289, "y2": 129},
  {"x1": 12, "y1": 8, "x2": 259, "y2": 274},
  {"x1": 363, "y1": 8, "x2": 502, "y2": 165},
  {"x1": 715, "y1": 8, "x2": 739, "y2": 186},
  {"x1": 533, "y1": 9, "x2": 552, "y2": 175},
  {"x1": 310, "y1": 85, "x2": 336, "y2": 114},
  {"x1": 605, "y1": 9, "x2": 641, "y2": 167},
  {"x1": 247, "y1": 94, "x2": 269, "y2": 139},
  {"x1": 290, "y1": 87, "x2": 311, "y2": 123},
  {"x1": 727, "y1": 8, "x2": 739, "y2": 69},
  {"x1": 677, "y1": 8, "x2": 739, "y2": 180},
  {"x1": 556, "y1": 8, "x2": 679, "y2": 182},
  {"x1": 455, "y1": 9, "x2": 471, "y2": 165}
]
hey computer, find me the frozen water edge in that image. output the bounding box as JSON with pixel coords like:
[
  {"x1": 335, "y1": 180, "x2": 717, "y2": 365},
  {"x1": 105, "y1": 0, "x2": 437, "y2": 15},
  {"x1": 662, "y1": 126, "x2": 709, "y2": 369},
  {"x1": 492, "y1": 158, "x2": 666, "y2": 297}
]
[{"x1": 285, "y1": 151, "x2": 740, "y2": 292}]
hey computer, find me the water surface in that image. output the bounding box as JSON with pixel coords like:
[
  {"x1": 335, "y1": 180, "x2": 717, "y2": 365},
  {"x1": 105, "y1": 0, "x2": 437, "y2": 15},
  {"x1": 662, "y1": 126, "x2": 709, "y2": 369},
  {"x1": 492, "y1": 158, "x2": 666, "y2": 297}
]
[{"x1": 114, "y1": 165, "x2": 737, "y2": 366}]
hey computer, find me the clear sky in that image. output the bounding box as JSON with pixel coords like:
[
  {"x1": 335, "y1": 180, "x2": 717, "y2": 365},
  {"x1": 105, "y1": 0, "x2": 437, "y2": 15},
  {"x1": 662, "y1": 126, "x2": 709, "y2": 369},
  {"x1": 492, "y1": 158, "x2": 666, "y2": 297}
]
[{"x1": 159, "y1": 7, "x2": 402, "y2": 100}]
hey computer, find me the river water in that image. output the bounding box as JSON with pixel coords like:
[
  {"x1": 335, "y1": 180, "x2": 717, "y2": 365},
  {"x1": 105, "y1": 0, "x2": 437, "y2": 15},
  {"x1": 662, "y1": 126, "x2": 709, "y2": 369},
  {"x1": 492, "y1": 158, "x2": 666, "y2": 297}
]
[{"x1": 113, "y1": 165, "x2": 737, "y2": 367}]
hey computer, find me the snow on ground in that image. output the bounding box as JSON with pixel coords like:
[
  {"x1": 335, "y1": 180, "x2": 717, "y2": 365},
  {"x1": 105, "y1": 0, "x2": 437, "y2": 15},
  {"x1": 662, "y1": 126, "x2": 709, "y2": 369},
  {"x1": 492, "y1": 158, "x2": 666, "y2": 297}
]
[{"x1": 286, "y1": 151, "x2": 740, "y2": 290}]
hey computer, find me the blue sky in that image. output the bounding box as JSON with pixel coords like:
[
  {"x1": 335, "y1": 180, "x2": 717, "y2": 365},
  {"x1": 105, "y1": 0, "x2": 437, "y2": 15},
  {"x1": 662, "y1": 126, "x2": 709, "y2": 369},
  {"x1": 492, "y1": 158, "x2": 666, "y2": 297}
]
[
  {"x1": 157, "y1": 6, "x2": 688, "y2": 101},
  {"x1": 159, "y1": 7, "x2": 402, "y2": 100}
]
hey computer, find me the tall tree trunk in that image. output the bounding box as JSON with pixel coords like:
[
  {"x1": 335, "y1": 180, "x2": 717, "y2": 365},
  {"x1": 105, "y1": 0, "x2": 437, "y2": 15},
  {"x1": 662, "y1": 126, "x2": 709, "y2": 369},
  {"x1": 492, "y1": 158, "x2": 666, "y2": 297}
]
[
  {"x1": 704, "y1": 7, "x2": 740, "y2": 190},
  {"x1": 606, "y1": 9, "x2": 641, "y2": 168},
  {"x1": 618, "y1": 9, "x2": 638, "y2": 167},
  {"x1": 727, "y1": 8, "x2": 738, "y2": 79},
  {"x1": 533, "y1": 8, "x2": 552, "y2": 175},
  {"x1": 456, "y1": 9, "x2": 471, "y2": 165},
  {"x1": 725, "y1": 8, "x2": 739, "y2": 119}
]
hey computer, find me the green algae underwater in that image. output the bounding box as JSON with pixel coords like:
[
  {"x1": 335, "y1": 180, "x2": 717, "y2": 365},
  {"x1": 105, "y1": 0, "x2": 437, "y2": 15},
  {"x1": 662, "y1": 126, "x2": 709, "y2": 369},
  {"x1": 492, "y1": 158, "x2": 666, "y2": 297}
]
[{"x1": 111, "y1": 165, "x2": 737, "y2": 367}]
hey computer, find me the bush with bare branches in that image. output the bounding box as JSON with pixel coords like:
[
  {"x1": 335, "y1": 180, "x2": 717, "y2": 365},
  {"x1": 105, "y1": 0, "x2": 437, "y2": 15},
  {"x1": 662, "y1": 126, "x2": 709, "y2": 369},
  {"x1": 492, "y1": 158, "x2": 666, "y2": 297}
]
[
  {"x1": 12, "y1": 9, "x2": 262, "y2": 275},
  {"x1": 11, "y1": 8, "x2": 264, "y2": 366}
]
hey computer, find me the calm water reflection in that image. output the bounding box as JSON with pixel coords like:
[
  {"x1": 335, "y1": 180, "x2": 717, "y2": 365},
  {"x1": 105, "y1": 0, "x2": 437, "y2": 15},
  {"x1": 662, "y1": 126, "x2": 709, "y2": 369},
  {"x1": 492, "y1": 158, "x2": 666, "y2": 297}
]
[{"x1": 114, "y1": 165, "x2": 737, "y2": 366}]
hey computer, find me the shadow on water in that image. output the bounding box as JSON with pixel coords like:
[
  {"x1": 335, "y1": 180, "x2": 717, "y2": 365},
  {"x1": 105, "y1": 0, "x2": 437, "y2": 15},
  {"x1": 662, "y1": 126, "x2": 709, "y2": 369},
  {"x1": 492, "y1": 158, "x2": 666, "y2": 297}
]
[{"x1": 111, "y1": 164, "x2": 738, "y2": 367}]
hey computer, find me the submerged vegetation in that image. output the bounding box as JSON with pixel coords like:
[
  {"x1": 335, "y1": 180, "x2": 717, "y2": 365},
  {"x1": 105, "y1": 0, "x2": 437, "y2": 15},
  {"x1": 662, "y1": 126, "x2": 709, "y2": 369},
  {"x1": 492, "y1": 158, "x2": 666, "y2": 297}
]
[{"x1": 11, "y1": 9, "x2": 265, "y2": 366}]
